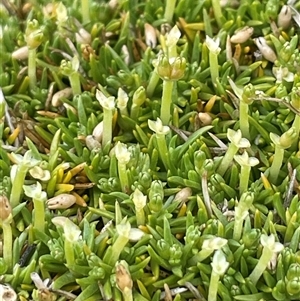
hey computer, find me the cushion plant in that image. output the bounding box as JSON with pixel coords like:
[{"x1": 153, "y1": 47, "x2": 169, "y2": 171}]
[{"x1": 1, "y1": 0, "x2": 300, "y2": 301}]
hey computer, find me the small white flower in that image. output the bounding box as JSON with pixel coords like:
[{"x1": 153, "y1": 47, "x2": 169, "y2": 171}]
[
  {"x1": 96, "y1": 90, "x2": 115, "y2": 110},
  {"x1": 132, "y1": 188, "x2": 147, "y2": 211},
  {"x1": 272, "y1": 66, "x2": 294, "y2": 83},
  {"x1": 115, "y1": 141, "x2": 131, "y2": 165},
  {"x1": 148, "y1": 118, "x2": 170, "y2": 135},
  {"x1": 116, "y1": 218, "x2": 131, "y2": 238},
  {"x1": 29, "y1": 166, "x2": 51, "y2": 181},
  {"x1": 202, "y1": 236, "x2": 228, "y2": 251},
  {"x1": 260, "y1": 234, "x2": 284, "y2": 254},
  {"x1": 165, "y1": 25, "x2": 181, "y2": 49},
  {"x1": 117, "y1": 88, "x2": 129, "y2": 110},
  {"x1": 52, "y1": 216, "x2": 81, "y2": 243},
  {"x1": 128, "y1": 228, "x2": 145, "y2": 242},
  {"x1": 23, "y1": 182, "x2": 47, "y2": 201},
  {"x1": 234, "y1": 151, "x2": 259, "y2": 167},
  {"x1": 227, "y1": 129, "x2": 250, "y2": 148},
  {"x1": 10, "y1": 150, "x2": 41, "y2": 168},
  {"x1": 211, "y1": 250, "x2": 229, "y2": 276},
  {"x1": 205, "y1": 35, "x2": 221, "y2": 55},
  {"x1": 56, "y1": 2, "x2": 68, "y2": 24}
]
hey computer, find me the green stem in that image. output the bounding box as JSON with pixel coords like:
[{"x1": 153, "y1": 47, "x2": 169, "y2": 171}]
[
  {"x1": 239, "y1": 165, "x2": 250, "y2": 196},
  {"x1": 130, "y1": 104, "x2": 140, "y2": 121},
  {"x1": 211, "y1": 0, "x2": 224, "y2": 28},
  {"x1": 103, "y1": 234, "x2": 129, "y2": 267},
  {"x1": 188, "y1": 249, "x2": 213, "y2": 265},
  {"x1": 102, "y1": 108, "x2": 113, "y2": 147},
  {"x1": 81, "y1": 0, "x2": 90, "y2": 24},
  {"x1": 239, "y1": 102, "x2": 250, "y2": 140},
  {"x1": 161, "y1": 80, "x2": 174, "y2": 125},
  {"x1": 208, "y1": 271, "x2": 220, "y2": 301},
  {"x1": 10, "y1": 165, "x2": 28, "y2": 208},
  {"x1": 164, "y1": 0, "x2": 177, "y2": 23},
  {"x1": 217, "y1": 143, "x2": 238, "y2": 176},
  {"x1": 69, "y1": 73, "x2": 81, "y2": 95},
  {"x1": 269, "y1": 146, "x2": 284, "y2": 183},
  {"x1": 33, "y1": 199, "x2": 45, "y2": 232},
  {"x1": 233, "y1": 217, "x2": 244, "y2": 241},
  {"x1": 147, "y1": 71, "x2": 160, "y2": 98},
  {"x1": 123, "y1": 288, "x2": 133, "y2": 301},
  {"x1": 118, "y1": 162, "x2": 129, "y2": 193},
  {"x1": 135, "y1": 209, "x2": 145, "y2": 226},
  {"x1": 156, "y1": 134, "x2": 169, "y2": 171},
  {"x1": 64, "y1": 239, "x2": 75, "y2": 267},
  {"x1": 209, "y1": 51, "x2": 219, "y2": 89},
  {"x1": 249, "y1": 247, "x2": 273, "y2": 285},
  {"x1": 28, "y1": 48, "x2": 37, "y2": 90},
  {"x1": 291, "y1": 115, "x2": 300, "y2": 151},
  {"x1": 2, "y1": 222, "x2": 12, "y2": 271}
]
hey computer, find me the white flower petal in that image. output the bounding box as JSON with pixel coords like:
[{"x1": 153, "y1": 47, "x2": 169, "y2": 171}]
[
  {"x1": 96, "y1": 90, "x2": 115, "y2": 110},
  {"x1": 115, "y1": 141, "x2": 131, "y2": 164},
  {"x1": 132, "y1": 188, "x2": 147, "y2": 210},
  {"x1": 165, "y1": 25, "x2": 181, "y2": 48},
  {"x1": 128, "y1": 228, "x2": 145, "y2": 242},
  {"x1": 148, "y1": 118, "x2": 170, "y2": 135},
  {"x1": 205, "y1": 35, "x2": 221, "y2": 54},
  {"x1": 211, "y1": 250, "x2": 229, "y2": 276}
]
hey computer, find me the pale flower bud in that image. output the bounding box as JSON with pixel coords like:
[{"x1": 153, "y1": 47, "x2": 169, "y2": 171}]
[
  {"x1": 254, "y1": 37, "x2": 277, "y2": 63},
  {"x1": 173, "y1": 187, "x2": 192, "y2": 204},
  {"x1": 230, "y1": 26, "x2": 253, "y2": 44},
  {"x1": 198, "y1": 112, "x2": 213, "y2": 125},
  {"x1": 47, "y1": 194, "x2": 76, "y2": 209},
  {"x1": 0, "y1": 196, "x2": 12, "y2": 222},
  {"x1": 52, "y1": 87, "x2": 73, "y2": 107},
  {"x1": 117, "y1": 88, "x2": 129, "y2": 110},
  {"x1": 12, "y1": 46, "x2": 28, "y2": 60},
  {"x1": 278, "y1": 5, "x2": 292, "y2": 29},
  {"x1": 144, "y1": 23, "x2": 157, "y2": 48},
  {"x1": 116, "y1": 261, "x2": 133, "y2": 293},
  {"x1": 0, "y1": 284, "x2": 17, "y2": 301},
  {"x1": 92, "y1": 121, "x2": 104, "y2": 142},
  {"x1": 85, "y1": 135, "x2": 101, "y2": 150},
  {"x1": 75, "y1": 27, "x2": 91, "y2": 44}
]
